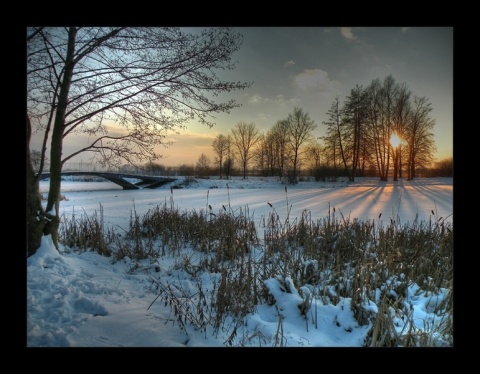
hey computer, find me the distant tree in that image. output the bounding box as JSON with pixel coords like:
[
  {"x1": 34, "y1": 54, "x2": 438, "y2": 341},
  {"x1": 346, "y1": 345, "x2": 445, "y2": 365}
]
[
  {"x1": 252, "y1": 133, "x2": 267, "y2": 175},
  {"x1": 231, "y1": 121, "x2": 261, "y2": 179},
  {"x1": 390, "y1": 82, "x2": 411, "y2": 180},
  {"x1": 212, "y1": 134, "x2": 230, "y2": 178},
  {"x1": 323, "y1": 97, "x2": 352, "y2": 180},
  {"x1": 341, "y1": 85, "x2": 370, "y2": 181},
  {"x1": 321, "y1": 124, "x2": 340, "y2": 171},
  {"x1": 426, "y1": 157, "x2": 453, "y2": 177},
  {"x1": 223, "y1": 157, "x2": 234, "y2": 179},
  {"x1": 404, "y1": 96, "x2": 436, "y2": 179},
  {"x1": 304, "y1": 141, "x2": 323, "y2": 176},
  {"x1": 256, "y1": 121, "x2": 290, "y2": 177},
  {"x1": 177, "y1": 164, "x2": 195, "y2": 176},
  {"x1": 364, "y1": 76, "x2": 399, "y2": 181},
  {"x1": 220, "y1": 134, "x2": 235, "y2": 179},
  {"x1": 258, "y1": 131, "x2": 276, "y2": 176},
  {"x1": 286, "y1": 107, "x2": 317, "y2": 184},
  {"x1": 144, "y1": 161, "x2": 165, "y2": 175},
  {"x1": 27, "y1": 27, "x2": 251, "y2": 256},
  {"x1": 270, "y1": 120, "x2": 290, "y2": 177},
  {"x1": 196, "y1": 153, "x2": 211, "y2": 177}
]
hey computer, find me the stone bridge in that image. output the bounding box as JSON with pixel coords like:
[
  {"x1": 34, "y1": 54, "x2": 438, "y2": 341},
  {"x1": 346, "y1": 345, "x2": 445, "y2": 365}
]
[{"x1": 39, "y1": 171, "x2": 177, "y2": 190}]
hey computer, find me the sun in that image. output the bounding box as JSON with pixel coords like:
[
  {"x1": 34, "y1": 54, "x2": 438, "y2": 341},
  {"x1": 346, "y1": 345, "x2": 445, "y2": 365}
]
[{"x1": 390, "y1": 133, "x2": 401, "y2": 148}]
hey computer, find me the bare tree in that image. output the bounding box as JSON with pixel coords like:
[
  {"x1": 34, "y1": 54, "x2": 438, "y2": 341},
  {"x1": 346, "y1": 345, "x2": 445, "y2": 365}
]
[
  {"x1": 404, "y1": 96, "x2": 436, "y2": 179},
  {"x1": 259, "y1": 131, "x2": 277, "y2": 176},
  {"x1": 212, "y1": 134, "x2": 230, "y2": 178},
  {"x1": 323, "y1": 97, "x2": 352, "y2": 180},
  {"x1": 26, "y1": 27, "x2": 252, "y2": 256},
  {"x1": 231, "y1": 121, "x2": 261, "y2": 179},
  {"x1": 364, "y1": 75, "x2": 422, "y2": 181},
  {"x1": 341, "y1": 85, "x2": 370, "y2": 181},
  {"x1": 364, "y1": 76, "x2": 400, "y2": 181},
  {"x1": 144, "y1": 161, "x2": 166, "y2": 176},
  {"x1": 270, "y1": 120, "x2": 290, "y2": 177},
  {"x1": 223, "y1": 137, "x2": 235, "y2": 179},
  {"x1": 321, "y1": 124, "x2": 340, "y2": 171},
  {"x1": 426, "y1": 157, "x2": 452, "y2": 177},
  {"x1": 390, "y1": 82, "x2": 411, "y2": 180},
  {"x1": 286, "y1": 107, "x2": 317, "y2": 184},
  {"x1": 252, "y1": 133, "x2": 267, "y2": 175},
  {"x1": 304, "y1": 141, "x2": 323, "y2": 175},
  {"x1": 196, "y1": 153, "x2": 211, "y2": 177}
]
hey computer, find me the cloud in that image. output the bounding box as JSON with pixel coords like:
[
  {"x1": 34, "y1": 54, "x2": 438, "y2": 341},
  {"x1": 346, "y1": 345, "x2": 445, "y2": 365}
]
[
  {"x1": 248, "y1": 94, "x2": 270, "y2": 104},
  {"x1": 284, "y1": 60, "x2": 295, "y2": 68},
  {"x1": 246, "y1": 93, "x2": 298, "y2": 108},
  {"x1": 294, "y1": 69, "x2": 340, "y2": 94},
  {"x1": 401, "y1": 27, "x2": 410, "y2": 34},
  {"x1": 339, "y1": 27, "x2": 357, "y2": 41}
]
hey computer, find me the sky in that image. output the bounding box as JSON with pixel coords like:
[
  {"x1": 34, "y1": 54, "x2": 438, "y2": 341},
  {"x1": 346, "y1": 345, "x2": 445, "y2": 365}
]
[
  {"x1": 27, "y1": 176, "x2": 453, "y2": 347},
  {"x1": 51, "y1": 26, "x2": 453, "y2": 169}
]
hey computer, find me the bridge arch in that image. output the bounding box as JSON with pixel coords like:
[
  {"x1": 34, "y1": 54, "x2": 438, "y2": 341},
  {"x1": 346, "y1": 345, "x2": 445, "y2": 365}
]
[{"x1": 39, "y1": 172, "x2": 176, "y2": 190}]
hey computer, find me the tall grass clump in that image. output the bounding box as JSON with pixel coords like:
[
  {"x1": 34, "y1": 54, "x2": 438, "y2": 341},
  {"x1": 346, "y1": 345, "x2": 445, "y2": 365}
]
[{"x1": 58, "y1": 204, "x2": 113, "y2": 256}]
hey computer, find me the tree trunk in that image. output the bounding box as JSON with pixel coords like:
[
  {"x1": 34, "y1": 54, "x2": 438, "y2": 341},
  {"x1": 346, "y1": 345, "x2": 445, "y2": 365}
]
[
  {"x1": 393, "y1": 150, "x2": 398, "y2": 181},
  {"x1": 398, "y1": 149, "x2": 403, "y2": 179},
  {"x1": 43, "y1": 27, "x2": 78, "y2": 250},
  {"x1": 26, "y1": 115, "x2": 45, "y2": 257}
]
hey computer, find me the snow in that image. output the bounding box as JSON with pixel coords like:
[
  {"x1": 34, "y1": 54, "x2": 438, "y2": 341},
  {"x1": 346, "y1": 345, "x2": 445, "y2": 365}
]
[{"x1": 27, "y1": 176, "x2": 453, "y2": 347}]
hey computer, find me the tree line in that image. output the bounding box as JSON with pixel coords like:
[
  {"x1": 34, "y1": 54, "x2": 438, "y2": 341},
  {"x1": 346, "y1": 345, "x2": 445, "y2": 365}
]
[{"x1": 196, "y1": 75, "x2": 439, "y2": 183}]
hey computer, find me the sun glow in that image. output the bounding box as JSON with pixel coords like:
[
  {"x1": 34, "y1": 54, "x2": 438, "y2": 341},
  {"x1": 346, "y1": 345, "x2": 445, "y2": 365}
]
[{"x1": 390, "y1": 133, "x2": 401, "y2": 148}]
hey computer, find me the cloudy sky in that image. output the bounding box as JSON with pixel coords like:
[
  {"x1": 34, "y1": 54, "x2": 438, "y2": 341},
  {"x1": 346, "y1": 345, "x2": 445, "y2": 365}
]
[{"x1": 58, "y1": 26, "x2": 454, "y2": 168}]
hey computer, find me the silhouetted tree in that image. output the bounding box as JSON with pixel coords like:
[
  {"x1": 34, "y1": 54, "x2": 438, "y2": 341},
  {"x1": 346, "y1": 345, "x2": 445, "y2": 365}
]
[
  {"x1": 285, "y1": 107, "x2": 317, "y2": 184},
  {"x1": 144, "y1": 161, "x2": 165, "y2": 175},
  {"x1": 341, "y1": 85, "x2": 370, "y2": 181},
  {"x1": 252, "y1": 133, "x2": 268, "y2": 175},
  {"x1": 390, "y1": 83, "x2": 411, "y2": 180},
  {"x1": 212, "y1": 134, "x2": 230, "y2": 178},
  {"x1": 404, "y1": 96, "x2": 436, "y2": 179},
  {"x1": 177, "y1": 164, "x2": 195, "y2": 176},
  {"x1": 231, "y1": 121, "x2": 261, "y2": 179},
  {"x1": 304, "y1": 141, "x2": 323, "y2": 177},
  {"x1": 426, "y1": 157, "x2": 453, "y2": 177},
  {"x1": 270, "y1": 120, "x2": 290, "y2": 177},
  {"x1": 196, "y1": 153, "x2": 211, "y2": 177},
  {"x1": 323, "y1": 97, "x2": 352, "y2": 180},
  {"x1": 364, "y1": 76, "x2": 399, "y2": 181}
]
